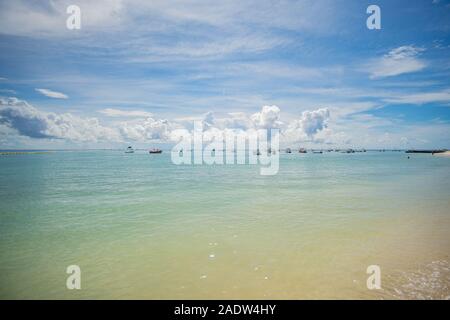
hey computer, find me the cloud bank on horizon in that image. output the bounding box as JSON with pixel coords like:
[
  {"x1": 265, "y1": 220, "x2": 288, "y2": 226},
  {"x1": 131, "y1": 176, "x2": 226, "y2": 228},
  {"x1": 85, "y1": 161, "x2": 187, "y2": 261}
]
[
  {"x1": 0, "y1": 97, "x2": 331, "y2": 146},
  {"x1": 0, "y1": 0, "x2": 449, "y2": 149}
]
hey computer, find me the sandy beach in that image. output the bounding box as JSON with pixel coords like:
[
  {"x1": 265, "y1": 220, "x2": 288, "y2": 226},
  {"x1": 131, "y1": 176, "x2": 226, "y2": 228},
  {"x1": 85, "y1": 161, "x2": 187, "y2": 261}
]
[{"x1": 434, "y1": 151, "x2": 450, "y2": 157}]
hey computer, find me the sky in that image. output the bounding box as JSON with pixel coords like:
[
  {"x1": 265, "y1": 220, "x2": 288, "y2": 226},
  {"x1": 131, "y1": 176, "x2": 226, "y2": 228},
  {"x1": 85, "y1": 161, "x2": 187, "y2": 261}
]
[{"x1": 0, "y1": 0, "x2": 449, "y2": 149}]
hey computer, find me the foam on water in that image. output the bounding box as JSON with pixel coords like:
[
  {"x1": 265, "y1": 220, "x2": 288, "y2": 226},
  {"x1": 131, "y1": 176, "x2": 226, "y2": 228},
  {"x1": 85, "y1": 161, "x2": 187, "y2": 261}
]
[{"x1": 382, "y1": 260, "x2": 450, "y2": 300}]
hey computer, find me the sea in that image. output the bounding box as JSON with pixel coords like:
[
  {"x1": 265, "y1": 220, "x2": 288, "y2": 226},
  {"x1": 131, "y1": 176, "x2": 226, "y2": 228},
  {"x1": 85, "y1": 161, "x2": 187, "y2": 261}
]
[{"x1": 0, "y1": 150, "x2": 449, "y2": 299}]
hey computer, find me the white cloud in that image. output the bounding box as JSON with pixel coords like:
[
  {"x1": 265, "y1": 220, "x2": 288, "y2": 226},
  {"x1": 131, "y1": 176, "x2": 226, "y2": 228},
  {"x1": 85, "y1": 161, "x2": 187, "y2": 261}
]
[
  {"x1": 130, "y1": 36, "x2": 289, "y2": 62},
  {"x1": 250, "y1": 105, "x2": 282, "y2": 129},
  {"x1": 366, "y1": 46, "x2": 427, "y2": 79},
  {"x1": 384, "y1": 89, "x2": 450, "y2": 105},
  {"x1": 284, "y1": 108, "x2": 330, "y2": 142},
  {"x1": 0, "y1": 97, "x2": 120, "y2": 142},
  {"x1": 202, "y1": 111, "x2": 215, "y2": 130},
  {"x1": 98, "y1": 108, "x2": 153, "y2": 118},
  {"x1": 192, "y1": 106, "x2": 330, "y2": 146},
  {"x1": 0, "y1": 0, "x2": 340, "y2": 38},
  {"x1": 35, "y1": 88, "x2": 68, "y2": 99},
  {"x1": 0, "y1": 0, "x2": 124, "y2": 38},
  {"x1": 220, "y1": 112, "x2": 253, "y2": 130},
  {"x1": 6, "y1": 97, "x2": 444, "y2": 149},
  {"x1": 119, "y1": 118, "x2": 173, "y2": 142}
]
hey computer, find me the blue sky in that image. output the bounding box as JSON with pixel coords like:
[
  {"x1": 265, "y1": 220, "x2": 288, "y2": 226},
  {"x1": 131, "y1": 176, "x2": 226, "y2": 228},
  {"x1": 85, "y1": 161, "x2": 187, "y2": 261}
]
[{"x1": 0, "y1": 0, "x2": 449, "y2": 149}]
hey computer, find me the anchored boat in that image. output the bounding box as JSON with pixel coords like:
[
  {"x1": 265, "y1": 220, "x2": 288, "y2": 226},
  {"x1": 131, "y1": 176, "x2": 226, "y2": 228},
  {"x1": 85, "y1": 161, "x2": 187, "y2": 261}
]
[
  {"x1": 125, "y1": 146, "x2": 134, "y2": 153},
  {"x1": 149, "y1": 148, "x2": 162, "y2": 154}
]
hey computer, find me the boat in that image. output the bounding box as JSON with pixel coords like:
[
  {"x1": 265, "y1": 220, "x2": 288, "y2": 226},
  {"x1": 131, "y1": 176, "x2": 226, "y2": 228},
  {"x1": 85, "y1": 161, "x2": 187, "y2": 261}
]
[
  {"x1": 125, "y1": 146, "x2": 134, "y2": 153},
  {"x1": 313, "y1": 150, "x2": 323, "y2": 154},
  {"x1": 286, "y1": 148, "x2": 292, "y2": 154},
  {"x1": 299, "y1": 148, "x2": 307, "y2": 153},
  {"x1": 149, "y1": 148, "x2": 162, "y2": 154}
]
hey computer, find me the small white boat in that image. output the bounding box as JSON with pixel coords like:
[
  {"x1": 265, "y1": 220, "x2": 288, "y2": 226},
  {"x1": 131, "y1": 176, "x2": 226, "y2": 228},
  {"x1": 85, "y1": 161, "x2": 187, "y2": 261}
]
[{"x1": 125, "y1": 146, "x2": 134, "y2": 153}]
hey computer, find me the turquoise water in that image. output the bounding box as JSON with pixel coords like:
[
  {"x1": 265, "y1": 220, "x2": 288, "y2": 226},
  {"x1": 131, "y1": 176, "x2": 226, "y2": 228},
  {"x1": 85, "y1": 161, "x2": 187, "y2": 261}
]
[{"x1": 0, "y1": 151, "x2": 449, "y2": 299}]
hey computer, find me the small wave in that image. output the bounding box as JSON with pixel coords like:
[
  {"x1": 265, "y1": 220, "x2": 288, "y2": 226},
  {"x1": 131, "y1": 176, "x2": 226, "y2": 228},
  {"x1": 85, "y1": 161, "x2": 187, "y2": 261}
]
[{"x1": 383, "y1": 260, "x2": 450, "y2": 300}]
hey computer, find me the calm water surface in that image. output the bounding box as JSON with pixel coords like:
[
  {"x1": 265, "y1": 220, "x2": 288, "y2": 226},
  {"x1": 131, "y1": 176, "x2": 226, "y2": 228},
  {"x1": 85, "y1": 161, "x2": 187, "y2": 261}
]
[{"x1": 0, "y1": 151, "x2": 449, "y2": 299}]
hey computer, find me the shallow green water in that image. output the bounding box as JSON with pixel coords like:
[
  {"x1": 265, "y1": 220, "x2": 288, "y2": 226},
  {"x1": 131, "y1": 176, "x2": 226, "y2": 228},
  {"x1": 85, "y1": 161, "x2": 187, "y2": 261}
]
[{"x1": 0, "y1": 151, "x2": 449, "y2": 299}]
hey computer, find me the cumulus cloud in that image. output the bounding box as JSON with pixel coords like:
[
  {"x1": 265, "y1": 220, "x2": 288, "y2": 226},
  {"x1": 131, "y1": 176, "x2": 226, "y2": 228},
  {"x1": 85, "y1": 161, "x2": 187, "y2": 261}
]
[
  {"x1": 221, "y1": 112, "x2": 253, "y2": 130},
  {"x1": 195, "y1": 106, "x2": 283, "y2": 133},
  {"x1": 284, "y1": 108, "x2": 330, "y2": 142},
  {"x1": 119, "y1": 118, "x2": 172, "y2": 142},
  {"x1": 0, "y1": 98, "x2": 333, "y2": 146},
  {"x1": 250, "y1": 105, "x2": 282, "y2": 129},
  {"x1": 195, "y1": 106, "x2": 330, "y2": 145},
  {"x1": 35, "y1": 88, "x2": 68, "y2": 99},
  {"x1": 366, "y1": 46, "x2": 426, "y2": 79},
  {"x1": 297, "y1": 108, "x2": 330, "y2": 136},
  {"x1": 0, "y1": 98, "x2": 51, "y2": 138},
  {"x1": 200, "y1": 111, "x2": 252, "y2": 131},
  {"x1": 202, "y1": 111, "x2": 216, "y2": 130},
  {"x1": 0, "y1": 97, "x2": 119, "y2": 142}
]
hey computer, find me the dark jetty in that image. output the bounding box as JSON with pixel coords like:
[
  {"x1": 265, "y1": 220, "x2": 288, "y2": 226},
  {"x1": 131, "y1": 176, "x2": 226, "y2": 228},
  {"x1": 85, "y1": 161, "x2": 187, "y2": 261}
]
[{"x1": 405, "y1": 150, "x2": 446, "y2": 154}]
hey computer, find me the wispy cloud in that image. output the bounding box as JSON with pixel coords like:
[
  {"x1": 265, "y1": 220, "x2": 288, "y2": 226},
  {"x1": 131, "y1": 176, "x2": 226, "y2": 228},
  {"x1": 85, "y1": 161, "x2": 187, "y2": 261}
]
[
  {"x1": 1, "y1": 1, "x2": 449, "y2": 149},
  {"x1": 99, "y1": 108, "x2": 153, "y2": 118},
  {"x1": 365, "y1": 46, "x2": 427, "y2": 79},
  {"x1": 35, "y1": 88, "x2": 68, "y2": 99},
  {"x1": 384, "y1": 89, "x2": 450, "y2": 104},
  {"x1": 0, "y1": 89, "x2": 17, "y2": 94}
]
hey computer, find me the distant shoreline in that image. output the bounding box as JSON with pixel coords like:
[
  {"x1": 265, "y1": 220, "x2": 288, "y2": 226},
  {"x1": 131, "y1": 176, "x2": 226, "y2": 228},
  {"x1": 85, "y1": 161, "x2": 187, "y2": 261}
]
[
  {"x1": 434, "y1": 151, "x2": 450, "y2": 157},
  {"x1": 0, "y1": 151, "x2": 53, "y2": 155}
]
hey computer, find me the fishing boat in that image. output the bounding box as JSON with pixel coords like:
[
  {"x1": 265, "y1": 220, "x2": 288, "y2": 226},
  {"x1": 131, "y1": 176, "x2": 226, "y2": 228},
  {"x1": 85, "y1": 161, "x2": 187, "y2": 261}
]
[
  {"x1": 125, "y1": 146, "x2": 134, "y2": 153},
  {"x1": 149, "y1": 148, "x2": 162, "y2": 154},
  {"x1": 299, "y1": 148, "x2": 307, "y2": 153},
  {"x1": 286, "y1": 148, "x2": 292, "y2": 153}
]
